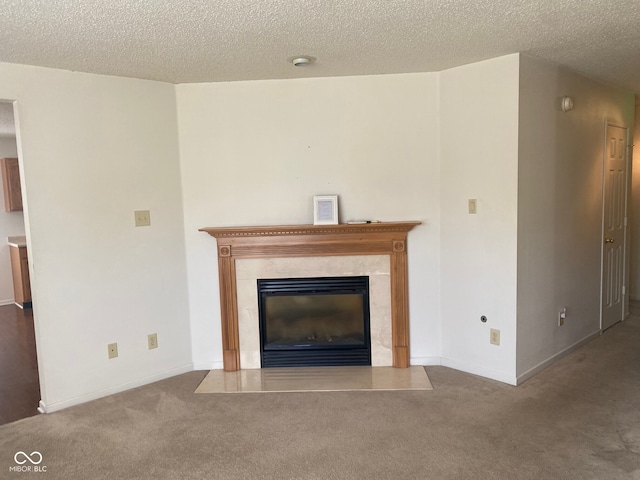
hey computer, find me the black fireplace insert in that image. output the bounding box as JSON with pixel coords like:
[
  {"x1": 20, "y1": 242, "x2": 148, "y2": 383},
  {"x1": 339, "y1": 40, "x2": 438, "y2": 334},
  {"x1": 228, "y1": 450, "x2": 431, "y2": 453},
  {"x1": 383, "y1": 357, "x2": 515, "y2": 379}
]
[{"x1": 258, "y1": 276, "x2": 371, "y2": 367}]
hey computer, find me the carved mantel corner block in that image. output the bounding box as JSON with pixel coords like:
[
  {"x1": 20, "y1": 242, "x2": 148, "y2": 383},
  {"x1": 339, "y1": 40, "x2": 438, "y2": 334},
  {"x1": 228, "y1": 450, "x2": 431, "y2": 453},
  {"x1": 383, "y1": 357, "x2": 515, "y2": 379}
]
[{"x1": 392, "y1": 240, "x2": 406, "y2": 253}]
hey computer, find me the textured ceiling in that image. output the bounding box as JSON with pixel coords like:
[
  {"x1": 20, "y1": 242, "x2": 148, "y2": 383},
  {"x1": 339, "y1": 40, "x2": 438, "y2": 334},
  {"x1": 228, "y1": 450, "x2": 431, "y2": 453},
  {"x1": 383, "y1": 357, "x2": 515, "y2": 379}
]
[{"x1": 0, "y1": 0, "x2": 638, "y2": 93}]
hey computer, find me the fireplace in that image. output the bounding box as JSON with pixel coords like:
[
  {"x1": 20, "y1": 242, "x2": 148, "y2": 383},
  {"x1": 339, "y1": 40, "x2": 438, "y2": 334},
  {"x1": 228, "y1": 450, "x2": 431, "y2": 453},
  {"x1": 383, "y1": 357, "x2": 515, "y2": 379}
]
[
  {"x1": 199, "y1": 222, "x2": 420, "y2": 371},
  {"x1": 258, "y1": 276, "x2": 371, "y2": 367}
]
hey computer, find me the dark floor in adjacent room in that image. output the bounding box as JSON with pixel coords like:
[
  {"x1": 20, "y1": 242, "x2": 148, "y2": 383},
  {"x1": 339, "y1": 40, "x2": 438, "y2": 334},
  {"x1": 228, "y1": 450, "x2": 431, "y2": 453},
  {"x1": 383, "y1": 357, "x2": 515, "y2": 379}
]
[{"x1": 0, "y1": 304, "x2": 40, "y2": 425}]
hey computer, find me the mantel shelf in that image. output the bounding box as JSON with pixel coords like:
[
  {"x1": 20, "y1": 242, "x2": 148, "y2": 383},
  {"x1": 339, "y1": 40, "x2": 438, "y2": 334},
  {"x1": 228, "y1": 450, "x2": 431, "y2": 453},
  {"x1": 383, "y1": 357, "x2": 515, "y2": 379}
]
[{"x1": 199, "y1": 221, "x2": 422, "y2": 238}]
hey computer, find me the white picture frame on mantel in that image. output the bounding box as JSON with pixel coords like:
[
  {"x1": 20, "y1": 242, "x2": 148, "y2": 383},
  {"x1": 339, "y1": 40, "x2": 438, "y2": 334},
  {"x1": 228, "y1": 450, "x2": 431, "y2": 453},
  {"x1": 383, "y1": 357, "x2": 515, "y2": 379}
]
[{"x1": 313, "y1": 195, "x2": 339, "y2": 225}]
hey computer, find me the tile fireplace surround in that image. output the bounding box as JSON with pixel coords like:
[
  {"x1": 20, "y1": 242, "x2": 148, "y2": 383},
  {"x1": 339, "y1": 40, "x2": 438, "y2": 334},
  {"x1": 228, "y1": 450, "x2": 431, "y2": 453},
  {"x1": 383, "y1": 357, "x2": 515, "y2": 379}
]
[{"x1": 200, "y1": 222, "x2": 421, "y2": 371}]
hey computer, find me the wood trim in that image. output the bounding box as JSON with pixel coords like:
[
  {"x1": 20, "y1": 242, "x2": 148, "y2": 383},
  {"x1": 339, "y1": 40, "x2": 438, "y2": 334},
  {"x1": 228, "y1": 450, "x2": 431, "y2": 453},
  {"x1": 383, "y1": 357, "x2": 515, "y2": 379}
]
[
  {"x1": 217, "y1": 252, "x2": 240, "y2": 371},
  {"x1": 1, "y1": 158, "x2": 23, "y2": 212},
  {"x1": 200, "y1": 222, "x2": 421, "y2": 371},
  {"x1": 391, "y1": 243, "x2": 410, "y2": 368},
  {"x1": 9, "y1": 245, "x2": 31, "y2": 307}
]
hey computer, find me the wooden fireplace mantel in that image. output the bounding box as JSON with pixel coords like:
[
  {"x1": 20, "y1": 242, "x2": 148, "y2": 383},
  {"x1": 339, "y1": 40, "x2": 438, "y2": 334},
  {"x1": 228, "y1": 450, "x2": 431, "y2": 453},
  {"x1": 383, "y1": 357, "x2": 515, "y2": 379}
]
[{"x1": 200, "y1": 221, "x2": 421, "y2": 371}]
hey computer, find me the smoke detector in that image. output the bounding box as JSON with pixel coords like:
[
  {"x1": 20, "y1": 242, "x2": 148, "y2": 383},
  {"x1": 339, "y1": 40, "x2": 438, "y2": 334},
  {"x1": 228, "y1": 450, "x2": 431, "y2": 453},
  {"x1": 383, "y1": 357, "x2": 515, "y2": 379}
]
[{"x1": 561, "y1": 96, "x2": 575, "y2": 112}]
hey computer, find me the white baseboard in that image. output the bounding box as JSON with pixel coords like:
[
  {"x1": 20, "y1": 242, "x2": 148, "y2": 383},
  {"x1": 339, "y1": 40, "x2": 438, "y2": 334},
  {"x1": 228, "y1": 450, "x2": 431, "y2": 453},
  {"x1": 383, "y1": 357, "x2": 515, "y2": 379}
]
[
  {"x1": 410, "y1": 356, "x2": 441, "y2": 366},
  {"x1": 192, "y1": 361, "x2": 223, "y2": 371},
  {"x1": 440, "y1": 357, "x2": 517, "y2": 385},
  {"x1": 515, "y1": 330, "x2": 601, "y2": 385},
  {"x1": 36, "y1": 334, "x2": 605, "y2": 414},
  {"x1": 38, "y1": 363, "x2": 194, "y2": 413},
  {"x1": 0, "y1": 298, "x2": 14, "y2": 306}
]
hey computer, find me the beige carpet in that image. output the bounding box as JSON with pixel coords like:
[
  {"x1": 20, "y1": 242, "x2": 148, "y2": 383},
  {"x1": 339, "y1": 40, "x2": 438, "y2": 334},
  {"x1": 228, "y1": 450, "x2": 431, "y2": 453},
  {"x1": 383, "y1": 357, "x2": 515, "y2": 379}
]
[
  {"x1": 1, "y1": 316, "x2": 639, "y2": 479},
  {"x1": 195, "y1": 366, "x2": 433, "y2": 393}
]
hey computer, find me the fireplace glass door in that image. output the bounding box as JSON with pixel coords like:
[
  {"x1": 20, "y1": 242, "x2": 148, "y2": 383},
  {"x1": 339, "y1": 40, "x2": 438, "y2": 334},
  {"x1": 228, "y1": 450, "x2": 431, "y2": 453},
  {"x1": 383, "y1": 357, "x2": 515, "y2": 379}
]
[{"x1": 258, "y1": 276, "x2": 371, "y2": 367}]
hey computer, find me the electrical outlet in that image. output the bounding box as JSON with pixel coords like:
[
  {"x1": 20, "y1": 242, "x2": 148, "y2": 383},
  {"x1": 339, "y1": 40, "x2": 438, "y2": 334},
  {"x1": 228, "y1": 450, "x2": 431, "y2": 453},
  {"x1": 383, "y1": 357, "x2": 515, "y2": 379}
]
[
  {"x1": 107, "y1": 342, "x2": 118, "y2": 359},
  {"x1": 490, "y1": 328, "x2": 500, "y2": 346},
  {"x1": 558, "y1": 307, "x2": 567, "y2": 326},
  {"x1": 134, "y1": 210, "x2": 151, "y2": 227},
  {"x1": 148, "y1": 333, "x2": 158, "y2": 350},
  {"x1": 468, "y1": 199, "x2": 477, "y2": 214}
]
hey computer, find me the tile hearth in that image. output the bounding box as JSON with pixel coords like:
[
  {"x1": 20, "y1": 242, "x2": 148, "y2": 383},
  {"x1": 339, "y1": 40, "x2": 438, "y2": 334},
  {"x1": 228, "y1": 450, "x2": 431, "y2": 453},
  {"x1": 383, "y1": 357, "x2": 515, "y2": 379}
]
[{"x1": 195, "y1": 366, "x2": 432, "y2": 393}]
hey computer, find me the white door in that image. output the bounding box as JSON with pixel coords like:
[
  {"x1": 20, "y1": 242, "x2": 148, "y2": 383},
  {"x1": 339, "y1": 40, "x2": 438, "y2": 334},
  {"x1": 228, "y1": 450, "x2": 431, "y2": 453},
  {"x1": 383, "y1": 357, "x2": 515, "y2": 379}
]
[{"x1": 601, "y1": 124, "x2": 628, "y2": 331}]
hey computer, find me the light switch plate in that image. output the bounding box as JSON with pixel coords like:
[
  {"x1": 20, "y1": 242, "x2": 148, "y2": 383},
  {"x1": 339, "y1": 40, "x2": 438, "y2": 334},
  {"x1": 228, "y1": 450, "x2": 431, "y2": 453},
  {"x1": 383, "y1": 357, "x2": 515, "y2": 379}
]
[
  {"x1": 134, "y1": 210, "x2": 151, "y2": 227},
  {"x1": 468, "y1": 199, "x2": 477, "y2": 214}
]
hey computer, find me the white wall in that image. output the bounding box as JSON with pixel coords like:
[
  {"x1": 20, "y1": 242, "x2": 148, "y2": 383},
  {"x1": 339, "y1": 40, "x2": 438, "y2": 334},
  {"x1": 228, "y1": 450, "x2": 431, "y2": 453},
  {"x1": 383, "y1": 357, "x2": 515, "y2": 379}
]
[
  {"x1": 0, "y1": 134, "x2": 24, "y2": 304},
  {"x1": 516, "y1": 56, "x2": 635, "y2": 379},
  {"x1": 176, "y1": 73, "x2": 441, "y2": 369},
  {"x1": 439, "y1": 54, "x2": 521, "y2": 384},
  {"x1": 0, "y1": 52, "x2": 630, "y2": 412},
  {"x1": 0, "y1": 62, "x2": 192, "y2": 411}
]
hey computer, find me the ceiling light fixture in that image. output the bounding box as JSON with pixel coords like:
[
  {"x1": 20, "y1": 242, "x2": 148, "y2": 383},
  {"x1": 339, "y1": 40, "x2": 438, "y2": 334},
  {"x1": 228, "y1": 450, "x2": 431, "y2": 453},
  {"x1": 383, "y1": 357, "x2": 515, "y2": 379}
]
[{"x1": 291, "y1": 56, "x2": 315, "y2": 67}]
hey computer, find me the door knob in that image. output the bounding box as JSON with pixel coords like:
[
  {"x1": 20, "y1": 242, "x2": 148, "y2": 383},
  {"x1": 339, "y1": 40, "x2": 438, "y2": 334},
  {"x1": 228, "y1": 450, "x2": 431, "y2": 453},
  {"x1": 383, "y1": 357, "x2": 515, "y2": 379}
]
[{"x1": 604, "y1": 237, "x2": 615, "y2": 244}]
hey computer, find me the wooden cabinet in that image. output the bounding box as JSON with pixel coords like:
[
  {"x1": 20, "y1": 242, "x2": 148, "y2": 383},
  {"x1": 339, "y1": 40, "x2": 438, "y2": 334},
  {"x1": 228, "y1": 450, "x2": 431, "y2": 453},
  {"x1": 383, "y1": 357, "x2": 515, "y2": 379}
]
[
  {"x1": 1, "y1": 157, "x2": 23, "y2": 212},
  {"x1": 10, "y1": 245, "x2": 31, "y2": 308}
]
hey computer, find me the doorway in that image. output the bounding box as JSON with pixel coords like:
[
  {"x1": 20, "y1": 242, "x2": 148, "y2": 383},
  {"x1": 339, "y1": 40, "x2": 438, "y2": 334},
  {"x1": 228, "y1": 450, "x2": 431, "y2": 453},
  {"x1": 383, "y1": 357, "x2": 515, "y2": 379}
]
[
  {"x1": 601, "y1": 123, "x2": 629, "y2": 331},
  {"x1": 0, "y1": 100, "x2": 40, "y2": 424}
]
